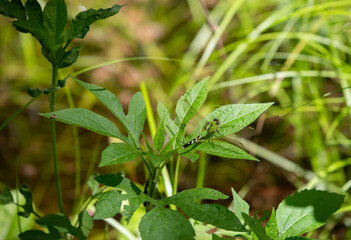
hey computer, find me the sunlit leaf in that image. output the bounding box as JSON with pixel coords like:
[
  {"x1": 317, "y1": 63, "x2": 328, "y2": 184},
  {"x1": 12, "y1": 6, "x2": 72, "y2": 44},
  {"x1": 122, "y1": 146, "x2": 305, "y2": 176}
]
[
  {"x1": 99, "y1": 143, "x2": 139, "y2": 167},
  {"x1": 139, "y1": 207, "x2": 195, "y2": 240}
]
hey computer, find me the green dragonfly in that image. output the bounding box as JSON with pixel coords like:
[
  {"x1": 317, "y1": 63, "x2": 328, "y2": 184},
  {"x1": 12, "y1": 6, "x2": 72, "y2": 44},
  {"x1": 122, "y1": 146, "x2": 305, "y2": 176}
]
[{"x1": 182, "y1": 117, "x2": 255, "y2": 149}]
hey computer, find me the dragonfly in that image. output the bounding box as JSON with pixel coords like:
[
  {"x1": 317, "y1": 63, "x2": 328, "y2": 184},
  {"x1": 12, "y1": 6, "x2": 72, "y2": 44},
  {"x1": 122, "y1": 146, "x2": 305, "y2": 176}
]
[
  {"x1": 182, "y1": 118, "x2": 222, "y2": 149},
  {"x1": 181, "y1": 117, "x2": 255, "y2": 149}
]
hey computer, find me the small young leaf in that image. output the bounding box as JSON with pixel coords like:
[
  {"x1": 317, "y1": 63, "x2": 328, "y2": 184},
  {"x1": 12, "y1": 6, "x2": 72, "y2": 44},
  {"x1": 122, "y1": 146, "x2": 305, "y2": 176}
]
[
  {"x1": 0, "y1": 186, "x2": 14, "y2": 205},
  {"x1": 99, "y1": 143, "x2": 139, "y2": 167},
  {"x1": 58, "y1": 46, "x2": 81, "y2": 68},
  {"x1": 195, "y1": 140, "x2": 258, "y2": 160},
  {"x1": 18, "y1": 185, "x2": 33, "y2": 218},
  {"x1": 139, "y1": 207, "x2": 195, "y2": 240},
  {"x1": 40, "y1": 108, "x2": 128, "y2": 143},
  {"x1": 276, "y1": 189, "x2": 344, "y2": 240},
  {"x1": 157, "y1": 101, "x2": 178, "y2": 138},
  {"x1": 0, "y1": 0, "x2": 26, "y2": 20},
  {"x1": 126, "y1": 92, "x2": 147, "y2": 147},
  {"x1": 67, "y1": 4, "x2": 123, "y2": 40},
  {"x1": 265, "y1": 208, "x2": 278, "y2": 239},
  {"x1": 153, "y1": 117, "x2": 165, "y2": 152},
  {"x1": 232, "y1": 188, "x2": 250, "y2": 223},
  {"x1": 175, "y1": 77, "x2": 209, "y2": 131},
  {"x1": 94, "y1": 190, "x2": 125, "y2": 219},
  {"x1": 242, "y1": 213, "x2": 272, "y2": 240}
]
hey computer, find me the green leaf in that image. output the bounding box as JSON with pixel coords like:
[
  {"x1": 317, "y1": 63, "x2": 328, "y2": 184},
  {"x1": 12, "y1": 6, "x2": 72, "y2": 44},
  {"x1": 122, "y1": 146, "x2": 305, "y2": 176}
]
[
  {"x1": 67, "y1": 4, "x2": 123, "y2": 40},
  {"x1": 58, "y1": 46, "x2": 81, "y2": 68},
  {"x1": 157, "y1": 101, "x2": 178, "y2": 138},
  {"x1": 0, "y1": 187, "x2": 14, "y2": 205},
  {"x1": 153, "y1": 117, "x2": 165, "y2": 152},
  {"x1": 94, "y1": 191, "x2": 124, "y2": 219},
  {"x1": 139, "y1": 207, "x2": 195, "y2": 240},
  {"x1": 95, "y1": 173, "x2": 154, "y2": 222},
  {"x1": 276, "y1": 189, "x2": 344, "y2": 240},
  {"x1": 18, "y1": 185, "x2": 33, "y2": 218},
  {"x1": 242, "y1": 213, "x2": 272, "y2": 240},
  {"x1": 182, "y1": 103, "x2": 273, "y2": 145},
  {"x1": 265, "y1": 208, "x2": 278, "y2": 239},
  {"x1": 126, "y1": 92, "x2": 147, "y2": 146},
  {"x1": 181, "y1": 151, "x2": 199, "y2": 162},
  {"x1": 19, "y1": 227, "x2": 61, "y2": 240},
  {"x1": 72, "y1": 77, "x2": 128, "y2": 130},
  {"x1": 39, "y1": 108, "x2": 128, "y2": 142},
  {"x1": 145, "y1": 151, "x2": 163, "y2": 167},
  {"x1": 99, "y1": 143, "x2": 139, "y2": 167},
  {"x1": 25, "y1": 0, "x2": 43, "y2": 23},
  {"x1": 175, "y1": 77, "x2": 209, "y2": 131},
  {"x1": 194, "y1": 140, "x2": 258, "y2": 160},
  {"x1": 36, "y1": 213, "x2": 90, "y2": 239},
  {"x1": 77, "y1": 210, "x2": 93, "y2": 239},
  {"x1": 232, "y1": 188, "x2": 250, "y2": 223},
  {"x1": 159, "y1": 188, "x2": 244, "y2": 231},
  {"x1": 42, "y1": 0, "x2": 67, "y2": 48},
  {"x1": 0, "y1": 0, "x2": 26, "y2": 20}
]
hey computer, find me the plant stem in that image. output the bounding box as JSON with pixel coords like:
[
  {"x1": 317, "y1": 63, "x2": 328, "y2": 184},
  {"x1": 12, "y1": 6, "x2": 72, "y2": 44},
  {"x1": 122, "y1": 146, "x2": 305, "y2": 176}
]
[{"x1": 50, "y1": 64, "x2": 64, "y2": 214}]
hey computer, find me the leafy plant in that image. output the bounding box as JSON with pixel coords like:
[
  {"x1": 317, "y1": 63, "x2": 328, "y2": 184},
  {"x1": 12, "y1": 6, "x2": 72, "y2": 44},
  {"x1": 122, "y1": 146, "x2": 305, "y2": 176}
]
[
  {"x1": 36, "y1": 76, "x2": 342, "y2": 239},
  {"x1": 0, "y1": 0, "x2": 123, "y2": 238}
]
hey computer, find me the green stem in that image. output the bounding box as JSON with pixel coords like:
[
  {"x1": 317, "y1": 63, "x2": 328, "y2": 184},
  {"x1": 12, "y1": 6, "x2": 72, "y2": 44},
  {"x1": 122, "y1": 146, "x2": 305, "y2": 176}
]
[{"x1": 50, "y1": 64, "x2": 64, "y2": 214}]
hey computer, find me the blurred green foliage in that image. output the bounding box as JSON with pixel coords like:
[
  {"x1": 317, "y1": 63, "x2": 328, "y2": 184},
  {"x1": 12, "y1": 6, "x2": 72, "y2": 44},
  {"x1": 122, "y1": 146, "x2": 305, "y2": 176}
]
[{"x1": 1, "y1": 0, "x2": 351, "y2": 238}]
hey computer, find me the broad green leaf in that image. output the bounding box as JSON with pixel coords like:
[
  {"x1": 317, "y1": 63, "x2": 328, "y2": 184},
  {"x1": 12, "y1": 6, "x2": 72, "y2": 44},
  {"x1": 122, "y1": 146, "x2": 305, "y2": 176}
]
[
  {"x1": 284, "y1": 237, "x2": 322, "y2": 240},
  {"x1": 0, "y1": 187, "x2": 13, "y2": 205},
  {"x1": 94, "y1": 191, "x2": 124, "y2": 219},
  {"x1": 194, "y1": 140, "x2": 258, "y2": 160},
  {"x1": 153, "y1": 117, "x2": 165, "y2": 151},
  {"x1": 126, "y1": 92, "x2": 146, "y2": 146},
  {"x1": 58, "y1": 46, "x2": 81, "y2": 68},
  {"x1": 175, "y1": 77, "x2": 209, "y2": 131},
  {"x1": 159, "y1": 188, "x2": 244, "y2": 231},
  {"x1": 139, "y1": 207, "x2": 195, "y2": 240},
  {"x1": 42, "y1": 0, "x2": 67, "y2": 48},
  {"x1": 276, "y1": 189, "x2": 344, "y2": 240},
  {"x1": 77, "y1": 210, "x2": 93, "y2": 238},
  {"x1": 182, "y1": 103, "x2": 273, "y2": 144},
  {"x1": 242, "y1": 213, "x2": 272, "y2": 240},
  {"x1": 72, "y1": 77, "x2": 128, "y2": 131},
  {"x1": 95, "y1": 173, "x2": 154, "y2": 222},
  {"x1": 18, "y1": 185, "x2": 33, "y2": 218},
  {"x1": 67, "y1": 4, "x2": 123, "y2": 40},
  {"x1": 19, "y1": 227, "x2": 61, "y2": 240},
  {"x1": 0, "y1": 0, "x2": 26, "y2": 19},
  {"x1": 99, "y1": 143, "x2": 139, "y2": 167},
  {"x1": 40, "y1": 108, "x2": 128, "y2": 142},
  {"x1": 157, "y1": 101, "x2": 178, "y2": 138},
  {"x1": 265, "y1": 208, "x2": 278, "y2": 239},
  {"x1": 232, "y1": 188, "x2": 250, "y2": 223}
]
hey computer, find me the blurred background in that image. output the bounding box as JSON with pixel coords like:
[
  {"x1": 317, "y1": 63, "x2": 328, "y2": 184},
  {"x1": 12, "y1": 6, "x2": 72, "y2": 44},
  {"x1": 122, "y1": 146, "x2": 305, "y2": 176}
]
[{"x1": 0, "y1": 0, "x2": 351, "y2": 239}]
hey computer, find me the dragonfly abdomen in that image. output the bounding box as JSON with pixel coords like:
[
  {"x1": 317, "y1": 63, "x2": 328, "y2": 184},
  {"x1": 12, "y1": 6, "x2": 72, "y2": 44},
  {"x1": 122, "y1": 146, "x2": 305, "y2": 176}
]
[{"x1": 182, "y1": 135, "x2": 203, "y2": 149}]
